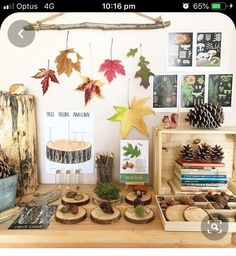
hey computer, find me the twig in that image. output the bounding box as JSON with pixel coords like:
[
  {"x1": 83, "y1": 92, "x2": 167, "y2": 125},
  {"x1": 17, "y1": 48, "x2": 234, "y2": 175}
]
[{"x1": 24, "y1": 22, "x2": 171, "y2": 31}]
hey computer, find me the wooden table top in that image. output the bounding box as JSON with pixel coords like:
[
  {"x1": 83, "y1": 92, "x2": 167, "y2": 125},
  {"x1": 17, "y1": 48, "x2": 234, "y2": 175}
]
[{"x1": 0, "y1": 184, "x2": 235, "y2": 248}]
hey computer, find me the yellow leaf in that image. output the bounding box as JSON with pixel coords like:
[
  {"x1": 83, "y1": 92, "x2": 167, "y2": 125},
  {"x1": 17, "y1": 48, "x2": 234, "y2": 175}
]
[{"x1": 108, "y1": 96, "x2": 155, "y2": 138}]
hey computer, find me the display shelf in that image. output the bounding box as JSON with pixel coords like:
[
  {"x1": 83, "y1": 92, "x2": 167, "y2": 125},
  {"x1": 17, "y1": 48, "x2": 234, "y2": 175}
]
[
  {"x1": 152, "y1": 126, "x2": 236, "y2": 195},
  {"x1": 0, "y1": 184, "x2": 235, "y2": 248}
]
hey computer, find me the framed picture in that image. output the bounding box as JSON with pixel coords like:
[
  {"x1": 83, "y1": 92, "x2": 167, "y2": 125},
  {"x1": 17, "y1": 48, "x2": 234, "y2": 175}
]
[
  {"x1": 181, "y1": 74, "x2": 206, "y2": 108},
  {"x1": 153, "y1": 75, "x2": 178, "y2": 111},
  {"x1": 120, "y1": 140, "x2": 149, "y2": 183},
  {"x1": 44, "y1": 111, "x2": 94, "y2": 175},
  {"x1": 168, "y1": 32, "x2": 193, "y2": 67},
  {"x1": 196, "y1": 33, "x2": 221, "y2": 67},
  {"x1": 208, "y1": 74, "x2": 233, "y2": 108}
]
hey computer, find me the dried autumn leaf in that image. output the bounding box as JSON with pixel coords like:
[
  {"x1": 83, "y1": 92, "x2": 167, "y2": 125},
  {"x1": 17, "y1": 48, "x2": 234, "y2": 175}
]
[
  {"x1": 127, "y1": 48, "x2": 138, "y2": 57},
  {"x1": 108, "y1": 97, "x2": 155, "y2": 138},
  {"x1": 32, "y1": 68, "x2": 59, "y2": 95},
  {"x1": 55, "y1": 48, "x2": 82, "y2": 77},
  {"x1": 135, "y1": 56, "x2": 154, "y2": 89},
  {"x1": 99, "y1": 59, "x2": 125, "y2": 83},
  {"x1": 75, "y1": 76, "x2": 104, "y2": 105}
]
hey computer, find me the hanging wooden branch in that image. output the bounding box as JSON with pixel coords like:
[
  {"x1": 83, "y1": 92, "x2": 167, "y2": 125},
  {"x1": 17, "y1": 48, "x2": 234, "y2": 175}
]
[{"x1": 24, "y1": 21, "x2": 171, "y2": 31}]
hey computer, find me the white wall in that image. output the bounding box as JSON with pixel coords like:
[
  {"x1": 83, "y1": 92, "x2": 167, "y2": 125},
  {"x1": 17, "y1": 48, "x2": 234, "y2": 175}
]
[{"x1": 0, "y1": 12, "x2": 235, "y2": 184}]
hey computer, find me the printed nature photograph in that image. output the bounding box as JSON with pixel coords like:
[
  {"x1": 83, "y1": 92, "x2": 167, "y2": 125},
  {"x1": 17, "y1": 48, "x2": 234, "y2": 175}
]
[
  {"x1": 208, "y1": 74, "x2": 233, "y2": 107},
  {"x1": 181, "y1": 75, "x2": 205, "y2": 108},
  {"x1": 196, "y1": 32, "x2": 222, "y2": 67},
  {"x1": 168, "y1": 32, "x2": 193, "y2": 67},
  {"x1": 153, "y1": 75, "x2": 177, "y2": 109}
]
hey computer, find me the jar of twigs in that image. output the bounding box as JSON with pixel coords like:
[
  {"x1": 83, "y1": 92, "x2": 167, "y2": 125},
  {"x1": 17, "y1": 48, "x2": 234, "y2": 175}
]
[{"x1": 95, "y1": 152, "x2": 114, "y2": 184}]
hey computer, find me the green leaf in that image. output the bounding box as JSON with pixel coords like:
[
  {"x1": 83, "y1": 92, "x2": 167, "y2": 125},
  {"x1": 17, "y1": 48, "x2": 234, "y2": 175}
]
[
  {"x1": 123, "y1": 143, "x2": 141, "y2": 158},
  {"x1": 127, "y1": 48, "x2": 138, "y2": 57},
  {"x1": 135, "y1": 56, "x2": 154, "y2": 89},
  {"x1": 108, "y1": 106, "x2": 128, "y2": 121}
]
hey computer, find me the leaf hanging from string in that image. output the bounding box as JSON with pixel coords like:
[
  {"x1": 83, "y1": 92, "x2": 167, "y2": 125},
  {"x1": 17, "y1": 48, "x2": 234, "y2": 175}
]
[
  {"x1": 55, "y1": 48, "x2": 82, "y2": 77},
  {"x1": 32, "y1": 68, "x2": 59, "y2": 95},
  {"x1": 135, "y1": 56, "x2": 154, "y2": 89},
  {"x1": 108, "y1": 97, "x2": 155, "y2": 138},
  {"x1": 75, "y1": 76, "x2": 104, "y2": 105}
]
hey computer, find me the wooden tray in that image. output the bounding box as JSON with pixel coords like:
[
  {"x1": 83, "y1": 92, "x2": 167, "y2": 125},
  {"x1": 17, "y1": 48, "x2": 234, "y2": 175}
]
[{"x1": 156, "y1": 194, "x2": 236, "y2": 232}]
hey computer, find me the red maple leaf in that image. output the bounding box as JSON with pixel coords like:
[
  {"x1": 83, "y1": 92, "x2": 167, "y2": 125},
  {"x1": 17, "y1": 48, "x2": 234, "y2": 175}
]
[
  {"x1": 75, "y1": 76, "x2": 104, "y2": 105},
  {"x1": 32, "y1": 68, "x2": 59, "y2": 95},
  {"x1": 99, "y1": 59, "x2": 125, "y2": 83}
]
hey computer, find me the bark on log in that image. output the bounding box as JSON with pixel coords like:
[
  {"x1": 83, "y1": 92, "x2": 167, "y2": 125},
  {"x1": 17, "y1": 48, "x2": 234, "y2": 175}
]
[
  {"x1": 0, "y1": 91, "x2": 39, "y2": 196},
  {"x1": 24, "y1": 21, "x2": 171, "y2": 31},
  {"x1": 46, "y1": 140, "x2": 92, "y2": 164},
  {"x1": 124, "y1": 206, "x2": 155, "y2": 224},
  {"x1": 90, "y1": 207, "x2": 121, "y2": 224}
]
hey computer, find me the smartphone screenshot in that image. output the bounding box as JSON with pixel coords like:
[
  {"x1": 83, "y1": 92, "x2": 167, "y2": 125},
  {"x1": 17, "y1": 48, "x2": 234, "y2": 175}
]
[{"x1": 0, "y1": 0, "x2": 235, "y2": 253}]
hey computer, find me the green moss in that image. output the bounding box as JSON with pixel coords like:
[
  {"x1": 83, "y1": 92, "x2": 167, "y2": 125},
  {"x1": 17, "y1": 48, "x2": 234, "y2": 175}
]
[
  {"x1": 135, "y1": 205, "x2": 145, "y2": 218},
  {"x1": 94, "y1": 183, "x2": 120, "y2": 200}
]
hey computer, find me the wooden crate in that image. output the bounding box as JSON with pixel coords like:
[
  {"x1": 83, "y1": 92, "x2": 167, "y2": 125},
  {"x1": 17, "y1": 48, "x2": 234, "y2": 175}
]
[
  {"x1": 152, "y1": 126, "x2": 236, "y2": 195},
  {"x1": 156, "y1": 194, "x2": 236, "y2": 232}
]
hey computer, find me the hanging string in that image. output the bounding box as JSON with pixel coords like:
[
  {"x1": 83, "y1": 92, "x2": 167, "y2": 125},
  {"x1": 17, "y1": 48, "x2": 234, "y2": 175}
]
[
  {"x1": 47, "y1": 59, "x2": 50, "y2": 70},
  {"x1": 66, "y1": 30, "x2": 69, "y2": 49},
  {"x1": 140, "y1": 43, "x2": 143, "y2": 56},
  {"x1": 110, "y1": 38, "x2": 113, "y2": 60},
  {"x1": 89, "y1": 43, "x2": 93, "y2": 79},
  {"x1": 127, "y1": 79, "x2": 131, "y2": 108}
]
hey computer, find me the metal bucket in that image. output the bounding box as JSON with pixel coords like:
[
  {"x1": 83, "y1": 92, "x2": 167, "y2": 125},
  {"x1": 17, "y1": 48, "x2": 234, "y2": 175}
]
[{"x1": 0, "y1": 173, "x2": 17, "y2": 212}]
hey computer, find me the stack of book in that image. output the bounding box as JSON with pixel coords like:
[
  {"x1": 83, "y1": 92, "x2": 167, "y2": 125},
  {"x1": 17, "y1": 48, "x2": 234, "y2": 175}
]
[{"x1": 174, "y1": 159, "x2": 227, "y2": 192}]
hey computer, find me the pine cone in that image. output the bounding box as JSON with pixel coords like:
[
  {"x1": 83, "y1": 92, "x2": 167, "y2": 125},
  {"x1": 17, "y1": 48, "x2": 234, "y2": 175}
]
[
  {"x1": 0, "y1": 158, "x2": 11, "y2": 179},
  {"x1": 195, "y1": 143, "x2": 211, "y2": 162},
  {"x1": 185, "y1": 103, "x2": 224, "y2": 128},
  {"x1": 210, "y1": 145, "x2": 224, "y2": 162},
  {"x1": 180, "y1": 144, "x2": 194, "y2": 161}
]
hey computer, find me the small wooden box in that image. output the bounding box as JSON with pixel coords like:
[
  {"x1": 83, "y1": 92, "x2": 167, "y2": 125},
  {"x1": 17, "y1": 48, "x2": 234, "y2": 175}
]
[{"x1": 156, "y1": 194, "x2": 236, "y2": 232}]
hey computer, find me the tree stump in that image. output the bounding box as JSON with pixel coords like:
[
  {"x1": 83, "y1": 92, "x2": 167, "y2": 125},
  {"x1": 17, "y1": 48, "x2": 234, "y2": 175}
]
[
  {"x1": 90, "y1": 207, "x2": 121, "y2": 224},
  {"x1": 0, "y1": 92, "x2": 39, "y2": 196},
  {"x1": 125, "y1": 192, "x2": 152, "y2": 205},
  {"x1": 61, "y1": 192, "x2": 90, "y2": 206},
  {"x1": 55, "y1": 205, "x2": 87, "y2": 224},
  {"x1": 124, "y1": 206, "x2": 155, "y2": 224},
  {"x1": 46, "y1": 140, "x2": 92, "y2": 164}
]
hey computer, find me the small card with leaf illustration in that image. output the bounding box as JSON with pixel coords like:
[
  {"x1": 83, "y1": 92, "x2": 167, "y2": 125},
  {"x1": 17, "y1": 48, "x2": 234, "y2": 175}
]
[{"x1": 120, "y1": 140, "x2": 149, "y2": 183}]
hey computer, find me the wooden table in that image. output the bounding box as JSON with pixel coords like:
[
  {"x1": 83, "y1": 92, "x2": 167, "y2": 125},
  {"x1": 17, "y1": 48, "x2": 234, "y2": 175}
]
[{"x1": 0, "y1": 185, "x2": 235, "y2": 248}]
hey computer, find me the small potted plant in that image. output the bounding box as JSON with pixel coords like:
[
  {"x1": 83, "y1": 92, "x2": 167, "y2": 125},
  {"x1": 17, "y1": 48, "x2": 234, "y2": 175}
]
[{"x1": 0, "y1": 147, "x2": 17, "y2": 213}]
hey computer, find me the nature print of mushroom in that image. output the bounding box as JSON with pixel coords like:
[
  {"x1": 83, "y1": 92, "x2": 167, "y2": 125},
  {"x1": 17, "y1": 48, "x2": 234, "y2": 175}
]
[
  {"x1": 196, "y1": 33, "x2": 221, "y2": 67},
  {"x1": 168, "y1": 33, "x2": 193, "y2": 67},
  {"x1": 181, "y1": 75, "x2": 205, "y2": 108},
  {"x1": 153, "y1": 75, "x2": 177, "y2": 108},
  {"x1": 208, "y1": 74, "x2": 233, "y2": 107}
]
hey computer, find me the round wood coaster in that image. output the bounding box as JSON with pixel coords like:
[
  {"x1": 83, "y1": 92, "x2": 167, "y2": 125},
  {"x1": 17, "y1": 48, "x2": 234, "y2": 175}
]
[
  {"x1": 165, "y1": 205, "x2": 189, "y2": 221},
  {"x1": 90, "y1": 207, "x2": 121, "y2": 224},
  {"x1": 55, "y1": 206, "x2": 87, "y2": 224},
  {"x1": 46, "y1": 139, "x2": 92, "y2": 164},
  {"x1": 125, "y1": 192, "x2": 152, "y2": 205},
  {"x1": 61, "y1": 192, "x2": 90, "y2": 206},
  {"x1": 124, "y1": 206, "x2": 155, "y2": 224},
  {"x1": 184, "y1": 206, "x2": 209, "y2": 222},
  {"x1": 91, "y1": 192, "x2": 123, "y2": 206}
]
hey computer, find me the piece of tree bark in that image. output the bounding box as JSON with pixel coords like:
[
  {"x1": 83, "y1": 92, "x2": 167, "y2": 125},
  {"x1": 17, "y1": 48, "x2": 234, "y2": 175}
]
[
  {"x1": 90, "y1": 207, "x2": 121, "y2": 224},
  {"x1": 24, "y1": 21, "x2": 171, "y2": 31},
  {"x1": 0, "y1": 91, "x2": 39, "y2": 196}
]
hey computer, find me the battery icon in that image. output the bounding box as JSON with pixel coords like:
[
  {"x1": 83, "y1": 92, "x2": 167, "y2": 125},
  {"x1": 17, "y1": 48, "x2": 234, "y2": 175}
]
[{"x1": 211, "y1": 2, "x2": 228, "y2": 10}]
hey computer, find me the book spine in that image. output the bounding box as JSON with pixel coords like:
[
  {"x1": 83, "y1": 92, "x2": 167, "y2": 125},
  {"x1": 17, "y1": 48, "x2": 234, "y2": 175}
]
[
  {"x1": 175, "y1": 162, "x2": 225, "y2": 171},
  {"x1": 174, "y1": 167, "x2": 226, "y2": 175},
  {"x1": 176, "y1": 159, "x2": 225, "y2": 167},
  {"x1": 181, "y1": 178, "x2": 227, "y2": 181},
  {"x1": 181, "y1": 175, "x2": 227, "y2": 178}
]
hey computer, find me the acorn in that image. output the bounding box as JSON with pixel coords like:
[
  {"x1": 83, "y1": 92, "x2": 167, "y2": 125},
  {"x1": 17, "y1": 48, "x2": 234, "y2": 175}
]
[
  {"x1": 60, "y1": 206, "x2": 70, "y2": 213},
  {"x1": 70, "y1": 205, "x2": 79, "y2": 215},
  {"x1": 127, "y1": 162, "x2": 134, "y2": 169},
  {"x1": 66, "y1": 191, "x2": 78, "y2": 198}
]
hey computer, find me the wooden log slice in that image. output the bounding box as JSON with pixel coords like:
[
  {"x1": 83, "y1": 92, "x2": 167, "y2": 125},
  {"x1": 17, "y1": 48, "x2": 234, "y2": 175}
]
[
  {"x1": 124, "y1": 206, "x2": 155, "y2": 224},
  {"x1": 184, "y1": 206, "x2": 209, "y2": 222},
  {"x1": 165, "y1": 205, "x2": 189, "y2": 221},
  {"x1": 91, "y1": 192, "x2": 123, "y2": 206},
  {"x1": 55, "y1": 205, "x2": 87, "y2": 224},
  {"x1": 90, "y1": 207, "x2": 121, "y2": 224},
  {"x1": 125, "y1": 192, "x2": 152, "y2": 205},
  {"x1": 61, "y1": 192, "x2": 90, "y2": 206},
  {"x1": 46, "y1": 140, "x2": 92, "y2": 164}
]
